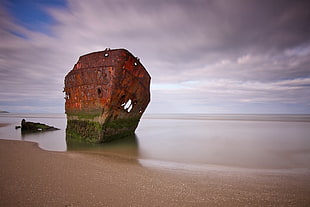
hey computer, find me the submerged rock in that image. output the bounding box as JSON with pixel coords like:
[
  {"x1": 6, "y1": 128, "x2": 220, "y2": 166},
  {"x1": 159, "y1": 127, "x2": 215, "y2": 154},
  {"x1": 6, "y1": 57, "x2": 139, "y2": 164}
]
[{"x1": 20, "y1": 119, "x2": 60, "y2": 132}]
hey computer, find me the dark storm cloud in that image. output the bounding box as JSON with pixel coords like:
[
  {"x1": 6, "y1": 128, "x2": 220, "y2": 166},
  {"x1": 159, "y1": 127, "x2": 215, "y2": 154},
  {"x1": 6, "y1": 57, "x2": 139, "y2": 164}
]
[
  {"x1": 208, "y1": 0, "x2": 310, "y2": 50},
  {"x1": 151, "y1": 0, "x2": 310, "y2": 81}
]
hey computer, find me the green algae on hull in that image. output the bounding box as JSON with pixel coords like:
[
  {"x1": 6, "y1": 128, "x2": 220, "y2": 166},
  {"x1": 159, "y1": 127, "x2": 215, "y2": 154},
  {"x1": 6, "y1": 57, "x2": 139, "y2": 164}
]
[{"x1": 66, "y1": 116, "x2": 141, "y2": 143}]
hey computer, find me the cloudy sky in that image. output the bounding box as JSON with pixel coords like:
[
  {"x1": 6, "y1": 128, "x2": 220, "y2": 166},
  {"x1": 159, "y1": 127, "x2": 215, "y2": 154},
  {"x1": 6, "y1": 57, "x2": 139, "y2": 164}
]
[{"x1": 1, "y1": 0, "x2": 310, "y2": 114}]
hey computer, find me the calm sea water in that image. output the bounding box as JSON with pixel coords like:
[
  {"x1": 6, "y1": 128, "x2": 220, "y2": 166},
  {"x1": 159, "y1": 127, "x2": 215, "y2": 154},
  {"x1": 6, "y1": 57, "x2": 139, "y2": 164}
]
[{"x1": 1, "y1": 113, "x2": 310, "y2": 172}]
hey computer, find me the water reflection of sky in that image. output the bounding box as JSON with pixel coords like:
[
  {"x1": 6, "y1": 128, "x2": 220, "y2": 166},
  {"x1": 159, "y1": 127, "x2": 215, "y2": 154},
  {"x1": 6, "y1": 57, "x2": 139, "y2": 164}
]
[
  {"x1": 1, "y1": 113, "x2": 310, "y2": 171},
  {"x1": 137, "y1": 117, "x2": 310, "y2": 170}
]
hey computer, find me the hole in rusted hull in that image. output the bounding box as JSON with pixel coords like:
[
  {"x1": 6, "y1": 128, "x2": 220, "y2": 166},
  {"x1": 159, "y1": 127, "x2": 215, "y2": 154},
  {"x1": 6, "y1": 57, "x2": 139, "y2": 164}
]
[
  {"x1": 121, "y1": 99, "x2": 133, "y2": 113},
  {"x1": 97, "y1": 88, "x2": 102, "y2": 97}
]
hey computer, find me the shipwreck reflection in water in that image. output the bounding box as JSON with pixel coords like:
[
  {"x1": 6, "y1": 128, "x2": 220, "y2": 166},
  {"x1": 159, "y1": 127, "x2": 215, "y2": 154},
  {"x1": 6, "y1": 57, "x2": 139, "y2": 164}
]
[{"x1": 66, "y1": 131, "x2": 140, "y2": 158}]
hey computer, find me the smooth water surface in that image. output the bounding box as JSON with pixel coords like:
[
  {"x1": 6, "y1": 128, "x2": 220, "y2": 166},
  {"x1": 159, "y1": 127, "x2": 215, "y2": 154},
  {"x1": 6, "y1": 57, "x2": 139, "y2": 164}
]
[
  {"x1": 0, "y1": 113, "x2": 66, "y2": 151},
  {"x1": 1, "y1": 113, "x2": 310, "y2": 171},
  {"x1": 138, "y1": 114, "x2": 310, "y2": 171}
]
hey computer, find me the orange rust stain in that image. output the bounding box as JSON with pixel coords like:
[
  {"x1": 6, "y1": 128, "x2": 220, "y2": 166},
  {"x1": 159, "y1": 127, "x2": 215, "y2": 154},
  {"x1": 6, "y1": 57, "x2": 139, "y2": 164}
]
[{"x1": 64, "y1": 48, "x2": 151, "y2": 121}]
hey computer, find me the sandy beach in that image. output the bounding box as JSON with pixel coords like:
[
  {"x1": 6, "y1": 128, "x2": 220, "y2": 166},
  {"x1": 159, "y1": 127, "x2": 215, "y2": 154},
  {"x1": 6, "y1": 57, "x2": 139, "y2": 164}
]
[{"x1": 0, "y1": 139, "x2": 309, "y2": 206}]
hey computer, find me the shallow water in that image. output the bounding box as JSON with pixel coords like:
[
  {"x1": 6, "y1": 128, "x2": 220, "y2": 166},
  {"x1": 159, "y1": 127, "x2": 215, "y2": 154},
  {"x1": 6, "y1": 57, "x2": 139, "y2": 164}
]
[
  {"x1": 0, "y1": 113, "x2": 66, "y2": 151},
  {"x1": 1, "y1": 113, "x2": 310, "y2": 171}
]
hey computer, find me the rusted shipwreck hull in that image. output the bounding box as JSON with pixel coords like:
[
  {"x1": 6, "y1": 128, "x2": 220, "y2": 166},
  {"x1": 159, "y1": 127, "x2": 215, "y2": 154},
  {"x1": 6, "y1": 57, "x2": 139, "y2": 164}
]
[{"x1": 64, "y1": 48, "x2": 151, "y2": 143}]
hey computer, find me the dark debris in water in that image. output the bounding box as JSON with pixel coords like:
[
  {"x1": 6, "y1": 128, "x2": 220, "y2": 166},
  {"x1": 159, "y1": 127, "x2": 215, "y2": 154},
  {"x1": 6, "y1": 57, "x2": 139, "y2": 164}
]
[{"x1": 15, "y1": 119, "x2": 60, "y2": 133}]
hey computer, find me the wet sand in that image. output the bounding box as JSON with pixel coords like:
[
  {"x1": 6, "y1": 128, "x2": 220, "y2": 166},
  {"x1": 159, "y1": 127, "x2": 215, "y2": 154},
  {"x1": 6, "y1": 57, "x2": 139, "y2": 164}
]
[
  {"x1": 0, "y1": 123, "x2": 10, "y2": 127},
  {"x1": 0, "y1": 139, "x2": 309, "y2": 206}
]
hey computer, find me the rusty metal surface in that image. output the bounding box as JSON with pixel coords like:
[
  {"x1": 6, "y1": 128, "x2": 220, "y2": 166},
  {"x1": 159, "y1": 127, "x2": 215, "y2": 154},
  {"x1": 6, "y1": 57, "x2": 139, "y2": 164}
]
[{"x1": 64, "y1": 48, "x2": 151, "y2": 142}]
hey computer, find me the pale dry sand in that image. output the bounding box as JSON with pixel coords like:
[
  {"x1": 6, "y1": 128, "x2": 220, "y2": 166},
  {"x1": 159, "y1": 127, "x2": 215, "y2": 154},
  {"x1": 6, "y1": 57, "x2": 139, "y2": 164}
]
[{"x1": 0, "y1": 139, "x2": 309, "y2": 207}]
